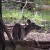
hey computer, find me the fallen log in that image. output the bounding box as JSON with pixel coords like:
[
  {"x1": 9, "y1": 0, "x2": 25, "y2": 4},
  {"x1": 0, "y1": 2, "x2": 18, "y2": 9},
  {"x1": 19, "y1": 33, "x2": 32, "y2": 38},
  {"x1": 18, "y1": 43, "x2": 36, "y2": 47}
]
[
  {"x1": 0, "y1": 40, "x2": 50, "y2": 49},
  {"x1": 2, "y1": 1, "x2": 35, "y2": 4},
  {"x1": 5, "y1": 24, "x2": 27, "y2": 27},
  {"x1": 40, "y1": 5, "x2": 50, "y2": 10},
  {"x1": 2, "y1": 1, "x2": 50, "y2": 10}
]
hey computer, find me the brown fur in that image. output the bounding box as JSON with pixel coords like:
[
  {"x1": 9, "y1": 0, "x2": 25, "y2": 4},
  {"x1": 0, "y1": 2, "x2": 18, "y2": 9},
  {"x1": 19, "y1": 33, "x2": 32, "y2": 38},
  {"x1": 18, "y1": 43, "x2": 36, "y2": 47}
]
[{"x1": 12, "y1": 19, "x2": 41, "y2": 41}]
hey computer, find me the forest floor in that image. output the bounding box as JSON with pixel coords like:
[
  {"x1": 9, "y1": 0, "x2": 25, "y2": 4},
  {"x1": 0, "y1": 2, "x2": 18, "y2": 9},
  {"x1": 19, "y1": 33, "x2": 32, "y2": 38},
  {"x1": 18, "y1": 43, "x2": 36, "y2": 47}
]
[{"x1": 4, "y1": 28, "x2": 50, "y2": 41}]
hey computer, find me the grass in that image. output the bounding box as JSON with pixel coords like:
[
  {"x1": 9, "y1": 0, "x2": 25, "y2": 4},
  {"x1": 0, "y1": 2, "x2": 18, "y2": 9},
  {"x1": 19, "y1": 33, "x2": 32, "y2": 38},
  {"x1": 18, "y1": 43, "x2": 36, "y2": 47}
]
[
  {"x1": 2, "y1": 9, "x2": 50, "y2": 21},
  {"x1": 2, "y1": 8, "x2": 50, "y2": 29},
  {"x1": 2, "y1": 9, "x2": 50, "y2": 20}
]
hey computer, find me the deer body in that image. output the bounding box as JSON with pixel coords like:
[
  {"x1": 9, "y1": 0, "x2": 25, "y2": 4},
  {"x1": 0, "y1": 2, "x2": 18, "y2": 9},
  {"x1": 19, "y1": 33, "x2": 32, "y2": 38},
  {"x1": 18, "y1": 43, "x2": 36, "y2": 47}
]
[{"x1": 12, "y1": 19, "x2": 41, "y2": 41}]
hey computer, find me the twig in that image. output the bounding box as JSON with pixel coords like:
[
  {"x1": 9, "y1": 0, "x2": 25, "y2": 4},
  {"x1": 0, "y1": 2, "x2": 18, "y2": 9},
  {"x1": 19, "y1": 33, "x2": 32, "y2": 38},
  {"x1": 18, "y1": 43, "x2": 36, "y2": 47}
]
[
  {"x1": 31, "y1": 34, "x2": 40, "y2": 47},
  {"x1": 18, "y1": 1, "x2": 27, "y2": 23}
]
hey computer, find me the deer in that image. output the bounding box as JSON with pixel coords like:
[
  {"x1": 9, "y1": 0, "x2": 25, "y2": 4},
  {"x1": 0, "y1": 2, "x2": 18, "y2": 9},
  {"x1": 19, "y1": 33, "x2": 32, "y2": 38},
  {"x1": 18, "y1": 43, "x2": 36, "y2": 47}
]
[{"x1": 12, "y1": 19, "x2": 41, "y2": 41}]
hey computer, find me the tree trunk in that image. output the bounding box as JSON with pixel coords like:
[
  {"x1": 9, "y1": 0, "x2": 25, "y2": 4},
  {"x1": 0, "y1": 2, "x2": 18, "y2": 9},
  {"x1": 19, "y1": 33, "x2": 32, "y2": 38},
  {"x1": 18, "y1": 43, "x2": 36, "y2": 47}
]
[{"x1": 0, "y1": 0, "x2": 15, "y2": 50}]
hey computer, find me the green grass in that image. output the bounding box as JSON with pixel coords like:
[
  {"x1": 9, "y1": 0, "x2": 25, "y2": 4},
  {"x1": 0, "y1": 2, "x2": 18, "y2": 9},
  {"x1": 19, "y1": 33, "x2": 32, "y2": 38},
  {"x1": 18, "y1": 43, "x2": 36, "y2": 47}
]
[
  {"x1": 2, "y1": 9, "x2": 50, "y2": 29},
  {"x1": 2, "y1": 9, "x2": 50, "y2": 22}
]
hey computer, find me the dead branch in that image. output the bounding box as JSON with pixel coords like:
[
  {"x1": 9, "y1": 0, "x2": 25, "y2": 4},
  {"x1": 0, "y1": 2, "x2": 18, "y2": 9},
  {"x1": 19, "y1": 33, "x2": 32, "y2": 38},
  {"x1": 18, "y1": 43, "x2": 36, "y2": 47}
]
[
  {"x1": 18, "y1": 1, "x2": 27, "y2": 23},
  {"x1": 31, "y1": 34, "x2": 40, "y2": 47},
  {"x1": 2, "y1": 1, "x2": 35, "y2": 4}
]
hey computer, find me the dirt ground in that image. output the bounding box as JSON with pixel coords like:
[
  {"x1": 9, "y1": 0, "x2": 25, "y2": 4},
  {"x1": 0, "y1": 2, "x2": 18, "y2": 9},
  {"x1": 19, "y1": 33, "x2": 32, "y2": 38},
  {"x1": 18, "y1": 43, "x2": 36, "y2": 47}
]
[
  {"x1": 4, "y1": 31, "x2": 50, "y2": 41},
  {"x1": 3, "y1": 30, "x2": 50, "y2": 50}
]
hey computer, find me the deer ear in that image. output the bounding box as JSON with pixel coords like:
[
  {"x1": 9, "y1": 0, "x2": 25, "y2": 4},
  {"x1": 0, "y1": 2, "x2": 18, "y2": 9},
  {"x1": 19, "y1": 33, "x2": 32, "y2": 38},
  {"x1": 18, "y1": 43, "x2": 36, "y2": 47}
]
[{"x1": 27, "y1": 19, "x2": 31, "y2": 24}]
